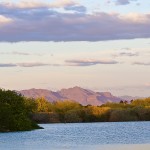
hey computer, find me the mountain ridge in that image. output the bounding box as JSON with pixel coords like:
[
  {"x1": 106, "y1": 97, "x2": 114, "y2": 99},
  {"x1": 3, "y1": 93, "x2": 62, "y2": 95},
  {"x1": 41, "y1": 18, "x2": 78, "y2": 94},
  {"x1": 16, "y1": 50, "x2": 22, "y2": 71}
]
[{"x1": 20, "y1": 87, "x2": 123, "y2": 106}]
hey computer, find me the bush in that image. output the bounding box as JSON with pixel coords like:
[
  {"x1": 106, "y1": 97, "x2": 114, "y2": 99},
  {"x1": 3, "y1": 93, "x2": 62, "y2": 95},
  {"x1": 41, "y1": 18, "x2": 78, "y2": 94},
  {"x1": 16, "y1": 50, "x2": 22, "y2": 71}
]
[
  {"x1": 81, "y1": 106, "x2": 111, "y2": 122},
  {"x1": 133, "y1": 106, "x2": 150, "y2": 121},
  {"x1": 109, "y1": 109, "x2": 138, "y2": 122},
  {"x1": 0, "y1": 89, "x2": 41, "y2": 132},
  {"x1": 54, "y1": 100, "x2": 82, "y2": 122},
  {"x1": 31, "y1": 112, "x2": 60, "y2": 123}
]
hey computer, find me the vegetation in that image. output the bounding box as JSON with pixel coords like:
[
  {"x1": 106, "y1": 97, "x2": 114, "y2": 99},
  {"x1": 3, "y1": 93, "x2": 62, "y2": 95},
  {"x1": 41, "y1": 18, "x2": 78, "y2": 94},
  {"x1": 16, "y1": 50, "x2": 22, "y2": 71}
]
[
  {"x1": 30, "y1": 97, "x2": 150, "y2": 123},
  {"x1": 0, "y1": 89, "x2": 42, "y2": 132},
  {"x1": 0, "y1": 88, "x2": 150, "y2": 132}
]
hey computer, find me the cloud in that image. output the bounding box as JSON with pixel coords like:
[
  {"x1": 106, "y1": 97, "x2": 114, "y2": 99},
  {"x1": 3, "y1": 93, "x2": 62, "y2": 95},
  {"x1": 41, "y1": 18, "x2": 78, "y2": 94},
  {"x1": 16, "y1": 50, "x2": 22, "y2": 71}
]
[
  {"x1": 12, "y1": 51, "x2": 30, "y2": 55},
  {"x1": 107, "y1": 0, "x2": 138, "y2": 6},
  {"x1": 113, "y1": 52, "x2": 139, "y2": 57},
  {"x1": 144, "y1": 83, "x2": 150, "y2": 87},
  {"x1": 0, "y1": 51, "x2": 30, "y2": 55},
  {"x1": 119, "y1": 52, "x2": 139, "y2": 56},
  {"x1": 65, "y1": 59, "x2": 119, "y2": 66},
  {"x1": 0, "y1": 0, "x2": 77, "y2": 9},
  {"x1": 132, "y1": 62, "x2": 150, "y2": 66},
  {"x1": 121, "y1": 47, "x2": 131, "y2": 51},
  {"x1": 17, "y1": 62, "x2": 50, "y2": 67},
  {"x1": 0, "y1": 15, "x2": 12, "y2": 24},
  {"x1": 0, "y1": 51, "x2": 44, "y2": 56},
  {"x1": 0, "y1": 2, "x2": 150, "y2": 42},
  {"x1": 115, "y1": 0, "x2": 137, "y2": 5},
  {"x1": 50, "y1": 0, "x2": 77, "y2": 8},
  {"x1": 0, "y1": 59, "x2": 119, "y2": 67},
  {"x1": 64, "y1": 5, "x2": 87, "y2": 13},
  {"x1": 17, "y1": 62, "x2": 61, "y2": 67},
  {"x1": 0, "y1": 63, "x2": 17, "y2": 67},
  {"x1": 0, "y1": 62, "x2": 61, "y2": 67}
]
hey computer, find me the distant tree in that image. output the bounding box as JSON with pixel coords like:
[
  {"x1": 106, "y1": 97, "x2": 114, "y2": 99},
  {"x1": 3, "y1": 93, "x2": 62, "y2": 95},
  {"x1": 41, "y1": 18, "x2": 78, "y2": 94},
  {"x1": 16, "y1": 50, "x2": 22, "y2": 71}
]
[
  {"x1": 120, "y1": 100, "x2": 124, "y2": 104},
  {"x1": 124, "y1": 100, "x2": 128, "y2": 104},
  {"x1": 130, "y1": 100, "x2": 134, "y2": 103}
]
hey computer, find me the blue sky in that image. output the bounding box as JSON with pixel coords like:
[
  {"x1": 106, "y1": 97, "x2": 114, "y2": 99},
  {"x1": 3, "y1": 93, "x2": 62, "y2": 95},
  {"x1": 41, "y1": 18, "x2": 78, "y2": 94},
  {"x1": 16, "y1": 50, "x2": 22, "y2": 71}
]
[{"x1": 0, "y1": 0, "x2": 150, "y2": 96}]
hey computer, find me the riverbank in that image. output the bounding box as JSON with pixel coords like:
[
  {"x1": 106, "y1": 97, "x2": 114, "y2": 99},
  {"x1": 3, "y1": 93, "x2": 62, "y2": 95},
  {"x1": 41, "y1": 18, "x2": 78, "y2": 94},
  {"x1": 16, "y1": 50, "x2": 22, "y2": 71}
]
[{"x1": 30, "y1": 98, "x2": 150, "y2": 124}]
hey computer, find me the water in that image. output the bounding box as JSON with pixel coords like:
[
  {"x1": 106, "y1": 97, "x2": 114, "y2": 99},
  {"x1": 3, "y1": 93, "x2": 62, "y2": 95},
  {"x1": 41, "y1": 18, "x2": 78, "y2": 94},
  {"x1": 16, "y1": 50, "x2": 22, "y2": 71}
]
[{"x1": 0, "y1": 122, "x2": 150, "y2": 150}]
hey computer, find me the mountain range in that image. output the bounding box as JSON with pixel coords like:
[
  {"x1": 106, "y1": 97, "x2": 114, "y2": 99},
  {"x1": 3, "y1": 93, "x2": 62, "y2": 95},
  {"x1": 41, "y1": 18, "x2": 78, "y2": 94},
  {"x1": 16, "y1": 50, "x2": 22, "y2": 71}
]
[{"x1": 20, "y1": 86, "x2": 123, "y2": 106}]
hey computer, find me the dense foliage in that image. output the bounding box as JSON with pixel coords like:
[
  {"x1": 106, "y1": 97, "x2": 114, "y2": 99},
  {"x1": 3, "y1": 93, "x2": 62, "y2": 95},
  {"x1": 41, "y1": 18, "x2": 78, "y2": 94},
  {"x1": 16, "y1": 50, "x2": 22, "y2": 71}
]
[
  {"x1": 31, "y1": 97, "x2": 150, "y2": 123},
  {"x1": 0, "y1": 89, "x2": 41, "y2": 132}
]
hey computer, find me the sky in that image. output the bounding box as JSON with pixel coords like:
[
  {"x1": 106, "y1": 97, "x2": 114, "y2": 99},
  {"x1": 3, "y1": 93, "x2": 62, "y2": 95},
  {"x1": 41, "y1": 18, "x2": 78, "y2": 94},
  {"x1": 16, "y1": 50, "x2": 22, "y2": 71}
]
[{"x1": 0, "y1": 0, "x2": 150, "y2": 96}]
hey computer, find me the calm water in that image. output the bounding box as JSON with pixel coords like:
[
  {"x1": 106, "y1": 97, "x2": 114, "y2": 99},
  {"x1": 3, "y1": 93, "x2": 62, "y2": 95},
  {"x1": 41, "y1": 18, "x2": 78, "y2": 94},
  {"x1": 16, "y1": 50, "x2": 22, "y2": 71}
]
[{"x1": 0, "y1": 122, "x2": 150, "y2": 150}]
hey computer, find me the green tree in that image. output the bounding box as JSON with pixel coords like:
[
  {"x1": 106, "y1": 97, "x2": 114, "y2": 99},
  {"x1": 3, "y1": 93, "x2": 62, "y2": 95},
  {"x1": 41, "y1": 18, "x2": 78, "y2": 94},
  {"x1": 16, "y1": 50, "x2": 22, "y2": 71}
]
[
  {"x1": 0, "y1": 89, "x2": 41, "y2": 132},
  {"x1": 54, "y1": 100, "x2": 82, "y2": 122},
  {"x1": 35, "y1": 97, "x2": 54, "y2": 112}
]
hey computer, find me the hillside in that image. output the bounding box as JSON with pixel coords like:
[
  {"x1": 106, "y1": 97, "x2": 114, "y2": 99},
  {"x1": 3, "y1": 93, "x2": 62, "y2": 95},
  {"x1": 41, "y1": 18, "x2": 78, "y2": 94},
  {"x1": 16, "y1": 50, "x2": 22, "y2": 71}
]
[{"x1": 20, "y1": 86, "x2": 122, "y2": 106}]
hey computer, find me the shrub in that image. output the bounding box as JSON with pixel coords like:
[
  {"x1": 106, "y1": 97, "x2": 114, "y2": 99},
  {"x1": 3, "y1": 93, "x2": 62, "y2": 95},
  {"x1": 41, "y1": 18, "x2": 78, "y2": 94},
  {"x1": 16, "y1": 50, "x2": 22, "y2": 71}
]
[
  {"x1": 0, "y1": 89, "x2": 41, "y2": 132},
  {"x1": 109, "y1": 109, "x2": 138, "y2": 122}
]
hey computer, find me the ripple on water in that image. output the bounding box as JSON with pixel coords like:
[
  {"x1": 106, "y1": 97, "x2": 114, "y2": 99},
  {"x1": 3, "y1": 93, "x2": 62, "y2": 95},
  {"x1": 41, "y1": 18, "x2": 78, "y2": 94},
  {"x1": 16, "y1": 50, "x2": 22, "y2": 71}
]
[{"x1": 0, "y1": 122, "x2": 150, "y2": 150}]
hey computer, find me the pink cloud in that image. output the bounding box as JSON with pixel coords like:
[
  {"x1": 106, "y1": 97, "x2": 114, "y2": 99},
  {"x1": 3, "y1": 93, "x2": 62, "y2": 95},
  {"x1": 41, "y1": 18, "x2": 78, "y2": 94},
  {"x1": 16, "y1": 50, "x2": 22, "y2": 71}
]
[
  {"x1": 0, "y1": 15, "x2": 12, "y2": 24},
  {"x1": 0, "y1": 0, "x2": 77, "y2": 9}
]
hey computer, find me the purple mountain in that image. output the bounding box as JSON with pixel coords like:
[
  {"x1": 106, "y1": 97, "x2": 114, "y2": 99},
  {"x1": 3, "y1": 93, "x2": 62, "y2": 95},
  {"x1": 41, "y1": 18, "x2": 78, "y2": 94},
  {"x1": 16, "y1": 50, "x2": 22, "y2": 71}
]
[{"x1": 20, "y1": 86, "x2": 122, "y2": 106}]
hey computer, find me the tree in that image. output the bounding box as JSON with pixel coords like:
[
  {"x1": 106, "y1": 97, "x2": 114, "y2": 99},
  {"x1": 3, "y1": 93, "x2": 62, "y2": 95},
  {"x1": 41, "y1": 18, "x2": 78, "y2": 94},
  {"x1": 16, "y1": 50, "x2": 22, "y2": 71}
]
[
  {"x1": 35, "y1": 97, "x2": 54, "y2": 112},
  {"x1": 0, "y1": 89, "x2": 41, "y2": 132}
]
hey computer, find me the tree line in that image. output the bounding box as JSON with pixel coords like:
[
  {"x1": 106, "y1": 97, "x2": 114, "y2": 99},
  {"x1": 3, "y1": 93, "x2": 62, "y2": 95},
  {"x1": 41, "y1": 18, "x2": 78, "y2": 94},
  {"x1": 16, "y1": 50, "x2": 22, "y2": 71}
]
[{"x1": 30, "y1": 97, "x2": 150, "y2": 123}]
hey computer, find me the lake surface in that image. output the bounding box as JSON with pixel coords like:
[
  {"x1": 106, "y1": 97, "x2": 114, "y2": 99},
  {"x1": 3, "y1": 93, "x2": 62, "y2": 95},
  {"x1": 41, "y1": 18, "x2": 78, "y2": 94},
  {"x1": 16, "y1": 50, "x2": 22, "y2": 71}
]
[{"x1": 0, "y1": 122, "x2": 150, "y2": 150}]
